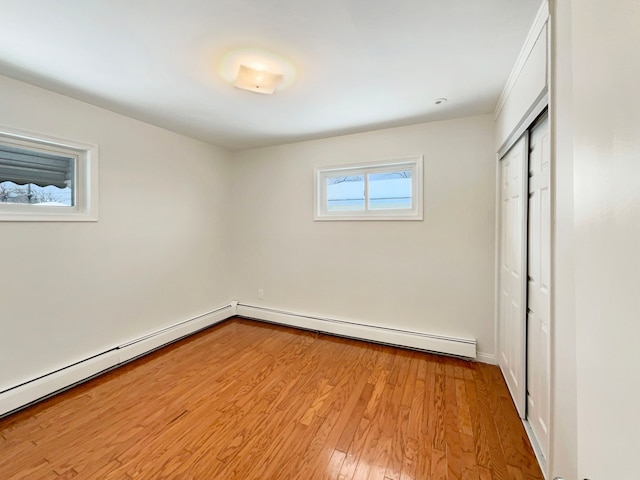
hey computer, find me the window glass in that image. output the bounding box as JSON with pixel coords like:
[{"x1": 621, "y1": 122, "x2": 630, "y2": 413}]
[
  {"x1": 0, "y1": 127, "x2": 98, "y2": 222},
  {"x1": 326, "y1": 174, "x2": 365, "y2": 211},
  {"x1": 368, "y1": 170, "x2": 412, "y2": 210},
  {"x1": 0, "y1": 181, "x2": 73, "y2": 206},
  {"x1": 315, "y1": 156, "x2": 423, "y2": 221},
  {"x1": 0, "y1": 141, "x2": 75, "y2": 206}
]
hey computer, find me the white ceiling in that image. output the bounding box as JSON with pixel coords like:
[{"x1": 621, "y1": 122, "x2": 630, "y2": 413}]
[{"x1": 0, "y1": 0, "x2": 541, "y2": 151}]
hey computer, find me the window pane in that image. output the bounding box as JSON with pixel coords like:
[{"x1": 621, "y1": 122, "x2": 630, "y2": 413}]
[
  {"x1": 0, "y1": 143, "x2": 74, "y2": 206},
  {"x1": 315, "y1": 156, "x2": 422, "y2": 221},
  {"x1": 368, "y1": 170, "x2": 412, "y2": 210},
  {"x1": 0, "y1": 181, "x2": 73, "y2": 206},
  {"x1": 326, "y1": 174, "x2": 365, "y2": 211}
]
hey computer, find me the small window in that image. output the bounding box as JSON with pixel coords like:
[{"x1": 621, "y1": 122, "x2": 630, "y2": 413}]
[
  {"x1": 0, "y1": 126, "x2": 98, "y2": 221},
  {"x1": 315, "y1": 156, "x2": 423, "y2": 221}
]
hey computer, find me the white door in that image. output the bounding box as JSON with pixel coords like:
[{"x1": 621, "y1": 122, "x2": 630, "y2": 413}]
[
  {"x1": 526, "y1": 114, "x2": 551, "y2": 459},
  {"x1": 498, "y1": 134, "x2": 528, "y2": 418}
]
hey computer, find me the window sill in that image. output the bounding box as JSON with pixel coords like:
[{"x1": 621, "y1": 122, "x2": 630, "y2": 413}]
[{"x1": 314, "y1": 212, "x2": 423, "y2": 221}]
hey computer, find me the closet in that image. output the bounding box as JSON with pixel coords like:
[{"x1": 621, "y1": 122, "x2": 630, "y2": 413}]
[{"x1": 497, "y1": 111, "x2": 550, "y2": 462}]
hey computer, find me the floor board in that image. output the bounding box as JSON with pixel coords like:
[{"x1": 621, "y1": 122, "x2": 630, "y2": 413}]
[{"x1": 0, "y1": 318, "x2": 544, "y2": 479}]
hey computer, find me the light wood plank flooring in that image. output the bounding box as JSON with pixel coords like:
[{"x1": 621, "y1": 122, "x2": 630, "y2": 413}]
[{"x1": 0, "y1": 318, "x2": 543, "y2": 479}]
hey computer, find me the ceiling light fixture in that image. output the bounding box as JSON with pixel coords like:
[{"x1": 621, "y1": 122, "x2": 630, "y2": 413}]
[
  {"x1": 233, "y1": 64, "x2": 283, "y2": 94},
  {"x1": 434, "y1": 97, "x2": 447, "y2": 105},
  {"x1": 219, "y1": 48, "x2": 297, "y2": 94}
]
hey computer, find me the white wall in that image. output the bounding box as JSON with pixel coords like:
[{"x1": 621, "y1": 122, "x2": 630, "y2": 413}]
[
  {"x1": 229, "y1": 115, "x2": 497, "y2": 358},
  {"x1": 569, "y1": 1, "x2": 640, "y2": 478},
  {"x1": 549, "y1": 1, "x2": 577, "y2": 478},
  {"x1": 0, "y1": 75, "x2": 233, "y2": 392}
]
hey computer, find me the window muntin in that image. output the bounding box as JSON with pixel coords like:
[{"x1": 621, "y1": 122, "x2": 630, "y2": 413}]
[
  {"x1": 0, "y1": 127, "x2": 98, "y2": 222},
  {"x1": 315, "y1": 156, "x2": 423, "y2": 221}
]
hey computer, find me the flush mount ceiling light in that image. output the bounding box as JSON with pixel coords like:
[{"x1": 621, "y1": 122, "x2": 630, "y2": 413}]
[
  {"x1": 233, "y1": 64, "x2": 283, "y2": 94},
  {"x1": 219, "y1": 48, "x2": 297, "y2": 95}
]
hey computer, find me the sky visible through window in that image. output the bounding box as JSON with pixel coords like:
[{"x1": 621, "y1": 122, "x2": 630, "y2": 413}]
[{"x1": 327, "y1": 171, "x2": 411, "y2": 211}]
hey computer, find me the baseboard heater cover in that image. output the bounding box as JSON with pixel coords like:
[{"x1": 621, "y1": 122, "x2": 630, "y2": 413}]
[
  {"x1": 0, "y1": 351, "x2": 119, "y2": 418},
  {"x1": 117, "y1": 303, "x2": 235, "y2": 363},
  {"x1": 0, "y1": 303, "x2": 236, "y2": 417},
  {"x1": 236, "y1": 304, "x2": 477, "y2": 359}
]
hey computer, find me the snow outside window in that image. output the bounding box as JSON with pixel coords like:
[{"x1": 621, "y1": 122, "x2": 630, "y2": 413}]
[{"x1": 314, "y1": 156, "x2": 423, "y2": 221}]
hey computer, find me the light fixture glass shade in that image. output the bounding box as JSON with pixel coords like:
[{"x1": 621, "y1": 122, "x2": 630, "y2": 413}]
[{"x1": 233, "y1": 64, "x2": 283, "y2": 94}]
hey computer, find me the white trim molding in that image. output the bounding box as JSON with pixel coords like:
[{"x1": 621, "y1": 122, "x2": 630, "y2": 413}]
[
  {"x1": 0, "y1": 302, "x2": 237, "y2": 417},
  {"x1": 495, "y1": 0, "x2": 550, "y2": 118},
  {"x1": 476, "y1": 352, "x2": 498, "y2": 365},
  {"x1": 118, "y1": 303, "x2": 236, "y2": 363},
  {"x1": 494, "y1": 1, "x2": 550, "y2": 154},
  {"x1": 523, "y1": 418, "x2": 549, "y2": 478},
  {"x1": 237, "y1": 303, "x2": 477, "y2": 360},
  {"x1": 0, "y1": 351, "x2": 119, "y2": 418}
]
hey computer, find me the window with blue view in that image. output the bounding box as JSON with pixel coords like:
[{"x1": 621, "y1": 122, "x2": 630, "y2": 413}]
[{"x1": 315, "y1": 156, "x2": 423, "y2": 221}]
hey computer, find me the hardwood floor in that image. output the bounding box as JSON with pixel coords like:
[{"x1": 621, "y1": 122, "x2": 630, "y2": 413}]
[{"x1": 0, "y1": 318, "x2": 543, "y2": 479}]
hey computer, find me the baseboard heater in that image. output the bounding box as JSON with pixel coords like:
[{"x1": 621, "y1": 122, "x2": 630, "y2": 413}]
[
  {"x1": 236, "y1": 303, "x2": 477, "y2": 359},
  {"x1": 1, "y1": 302, "x2": 478, "y2": 417},
  {"x1": 0, "y1": 303, "x2": 236, "y2": 418}
]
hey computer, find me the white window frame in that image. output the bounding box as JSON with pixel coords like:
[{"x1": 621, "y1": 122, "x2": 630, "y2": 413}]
[
  {"x1": 314, "y1": 155, "x2": 423, "y2": 221},
  {"x1": 0, "y1": 125, "x2": 99, "y2": 222}
]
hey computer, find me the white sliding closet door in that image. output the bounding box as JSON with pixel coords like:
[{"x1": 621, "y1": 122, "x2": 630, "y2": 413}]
[
  {"x1": 526, "y1": 113, "x2": 551, "y2": 459},
  {"x1": 498, "y1": 134, "x2": 528, "y2": 418}
]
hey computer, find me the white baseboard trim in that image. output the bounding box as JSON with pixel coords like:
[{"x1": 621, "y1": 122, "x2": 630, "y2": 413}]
[
  {"x1": 0, "y1": 302, "x2": 237, "y2": 417},
  {"x1": 236, "y1": 303, "x2": 476, "y2": 359},
  {"x1": 476, "y1": 352, "x2": 498, "y2": 365},
  {"x1": 523, "y1": 418, "x2": 548, "y2": 479},
  {"x1": 0, "y1": 351, "x2": 119, "y2": 418},
  {"x1": 118, "y1": 303, "x2": 236, "y2": 363}
]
